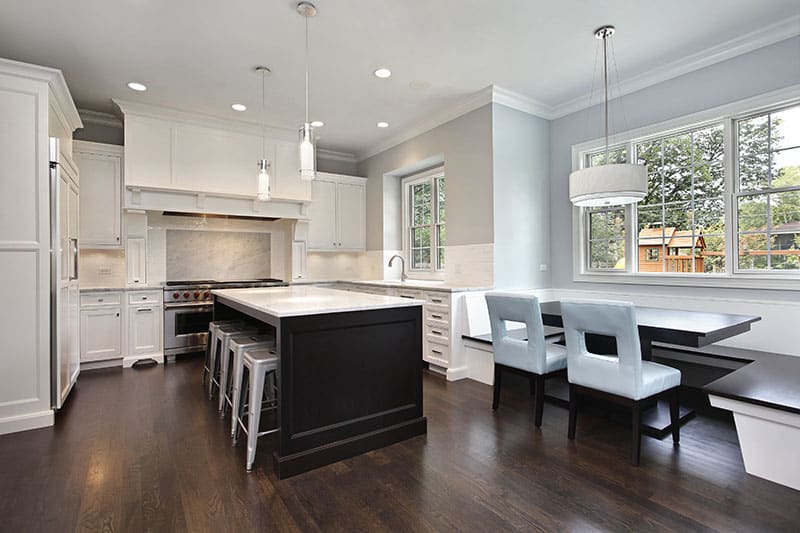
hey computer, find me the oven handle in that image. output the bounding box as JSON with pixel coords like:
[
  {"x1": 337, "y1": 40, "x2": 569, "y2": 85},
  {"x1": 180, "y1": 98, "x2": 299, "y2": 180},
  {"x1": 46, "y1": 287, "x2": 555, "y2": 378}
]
[{"x1": 164, "y1": 303, "x2": 214, "y2": 312}]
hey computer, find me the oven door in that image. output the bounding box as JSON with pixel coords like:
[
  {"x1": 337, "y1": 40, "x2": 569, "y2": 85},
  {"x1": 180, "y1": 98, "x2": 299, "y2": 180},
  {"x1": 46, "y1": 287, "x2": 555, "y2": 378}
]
[{"x1": 164, "y1": 303, "x2": 213, "y2": 354}]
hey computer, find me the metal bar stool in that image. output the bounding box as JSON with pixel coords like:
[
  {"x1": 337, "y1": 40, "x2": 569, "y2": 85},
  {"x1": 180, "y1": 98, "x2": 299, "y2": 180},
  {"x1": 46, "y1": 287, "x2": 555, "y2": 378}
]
[
  {"x1": 235, "y1": 347, "x2": 279, "y2": 471},
  {"x1": 208, "y1": 323, "x2": 258, "y2": 400},
  {"x1": 219, "y1": 333, "x2": 276, "y2": 418},
  {"x1": 203, "y1": 320, "x2": 243, "y2": 385}
]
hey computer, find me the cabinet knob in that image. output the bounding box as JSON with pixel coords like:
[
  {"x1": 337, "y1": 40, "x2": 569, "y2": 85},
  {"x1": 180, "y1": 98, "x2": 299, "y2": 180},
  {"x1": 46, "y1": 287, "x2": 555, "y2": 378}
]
[{"x1": 116, "y1": 313, "x2": 119, "y2": 317}]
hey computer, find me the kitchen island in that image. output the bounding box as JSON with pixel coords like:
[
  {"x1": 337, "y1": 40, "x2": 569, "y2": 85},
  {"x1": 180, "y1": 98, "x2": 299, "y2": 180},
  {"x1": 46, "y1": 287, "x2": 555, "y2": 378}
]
[{"x1": 212, "y1": 286, "x2": 426, "y2": 478}]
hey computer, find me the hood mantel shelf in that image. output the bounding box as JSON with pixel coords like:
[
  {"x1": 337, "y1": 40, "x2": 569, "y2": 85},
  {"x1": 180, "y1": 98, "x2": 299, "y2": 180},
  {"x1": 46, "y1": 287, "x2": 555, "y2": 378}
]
[{"x1": 124, "y1": 184, "x2": 310, "y2": 220}]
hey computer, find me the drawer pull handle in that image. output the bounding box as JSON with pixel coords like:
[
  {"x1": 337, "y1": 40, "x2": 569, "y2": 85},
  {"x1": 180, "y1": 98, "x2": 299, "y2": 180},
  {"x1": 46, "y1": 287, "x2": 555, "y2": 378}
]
[
  {"x1": 431, "y1": 349, "x2": 443, "y2": 355},
  {"x1": 431, "y1": 330, "x2": 442, "y2": 335},
  {"x1": 400, "y1": 295, "x2": 413, "y2": 299},
  {"x1": 137, "y1": 308, "x2": 153, "y2": 313},
  {"x1": 431, "y1": 298, "x2": 442, "y2": 303},
  {"x1": 431, "y1": 314, "x2": 442, "y2": 319},
  {"x1": 98, "y1": 298, "x2": 104, "y2": 302}
]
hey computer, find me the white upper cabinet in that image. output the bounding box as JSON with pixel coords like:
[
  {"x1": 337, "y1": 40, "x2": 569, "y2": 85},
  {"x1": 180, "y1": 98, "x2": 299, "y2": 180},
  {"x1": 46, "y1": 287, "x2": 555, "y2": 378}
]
[
  {"x1": 116, "y1": 101, "x2": 310, "y2": 203},
  {"x1": 74, "y1": 141, "x2": 122, "y2": 247},
  {"x1": 308, "y1": 173, "x2": 366, "y2": 252}
]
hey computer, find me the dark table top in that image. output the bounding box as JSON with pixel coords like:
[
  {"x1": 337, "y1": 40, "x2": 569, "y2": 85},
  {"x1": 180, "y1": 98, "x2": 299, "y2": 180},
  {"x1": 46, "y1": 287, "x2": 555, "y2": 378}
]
[
  {"x1": 464, "y1": 326, "x2": 564, "y2": 345},
  {"x1": 538, "y1": 301, "x2": 761, "y2": 347}
]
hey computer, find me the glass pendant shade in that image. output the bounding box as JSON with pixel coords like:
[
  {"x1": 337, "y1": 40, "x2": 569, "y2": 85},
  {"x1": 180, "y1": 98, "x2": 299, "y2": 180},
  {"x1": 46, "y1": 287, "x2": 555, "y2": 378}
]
[
  {"x1": 299, "y1": 122, "x2": 316, "y2": 181},
  {"x1": 257, "y1": 159, "x2": 271, "y2": 201},
  {"x1": 569, "y1": 163, "x2": 647, "y2": 207}
]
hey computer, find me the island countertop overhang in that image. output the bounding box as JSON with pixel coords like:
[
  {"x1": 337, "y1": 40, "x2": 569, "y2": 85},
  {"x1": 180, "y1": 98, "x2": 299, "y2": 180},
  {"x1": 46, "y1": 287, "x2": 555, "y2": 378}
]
[{"x1": 212, "y1": 286, "x2": 424, "y2": 318}]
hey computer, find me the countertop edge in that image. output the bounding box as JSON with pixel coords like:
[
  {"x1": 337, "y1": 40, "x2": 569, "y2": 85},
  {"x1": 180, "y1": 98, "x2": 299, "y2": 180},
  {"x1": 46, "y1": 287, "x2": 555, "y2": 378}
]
[{"x1": 291, "y1": 279, "x2": 493, "y2": 293}]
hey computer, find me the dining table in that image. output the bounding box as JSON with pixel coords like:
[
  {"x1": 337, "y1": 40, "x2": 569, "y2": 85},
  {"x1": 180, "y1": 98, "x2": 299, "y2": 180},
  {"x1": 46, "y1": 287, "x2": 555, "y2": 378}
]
[{"x1": 463, "y1": 300, "x2": 762, "y2": 437}]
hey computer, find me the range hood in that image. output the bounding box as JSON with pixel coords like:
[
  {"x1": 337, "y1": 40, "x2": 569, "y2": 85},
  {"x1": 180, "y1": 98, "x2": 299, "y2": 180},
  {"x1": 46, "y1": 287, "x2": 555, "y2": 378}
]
[
  {"x1": 162, "y1": 211, "x2": 280, "y2": 222},
  {"x1": 124, "y1": 184, "x2": 309, "y2": 220}
]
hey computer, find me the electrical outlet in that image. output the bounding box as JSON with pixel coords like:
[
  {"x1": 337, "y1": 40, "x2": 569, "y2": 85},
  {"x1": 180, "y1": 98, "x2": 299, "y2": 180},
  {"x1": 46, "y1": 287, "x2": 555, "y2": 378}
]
[{"x1": 539, "y1": 264, "x2": 548, "y2": 272}]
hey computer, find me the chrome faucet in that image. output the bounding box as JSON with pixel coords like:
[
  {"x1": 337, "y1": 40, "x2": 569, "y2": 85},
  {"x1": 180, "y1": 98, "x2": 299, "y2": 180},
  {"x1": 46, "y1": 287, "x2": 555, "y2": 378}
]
[{"x1": 388, "y1": 254, "x2": 408, "y2": 282}]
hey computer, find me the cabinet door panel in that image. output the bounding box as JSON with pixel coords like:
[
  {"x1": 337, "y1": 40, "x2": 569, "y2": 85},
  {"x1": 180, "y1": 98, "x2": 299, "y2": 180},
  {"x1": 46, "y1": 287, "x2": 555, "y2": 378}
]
[
  {"x1": 273, "y1": 142, "x2": 310, "y2": 201},
  {"x1": 308, "y1": 180, "x2": 337, "y2": 251},
  {"x1": 336, "y1": 182, "x2": 365, "y2": 250},
  {"x1": 172, "y1": 126, "x2": 262, "y2": 195},
  {"x1": 126, "y1": 237, "x2": 147, "y2": 286},
  {"x1": 76, "y1": 151, "x2": 121, "y2": 246},
  {"x1": 128, "y1": 306, "x2": 160, "y2": 355},
  {"x1": 80, "y1": 307, "x2": 122, "y2": 361}
]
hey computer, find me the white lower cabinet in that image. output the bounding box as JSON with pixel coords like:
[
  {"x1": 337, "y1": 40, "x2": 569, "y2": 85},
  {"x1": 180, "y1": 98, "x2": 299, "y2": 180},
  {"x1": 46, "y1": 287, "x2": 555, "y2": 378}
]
[
  {"x1": 80, "y1": 296, "x2": 123, "y2": 362},
  {"x1": 128, "y1": 305, "x2": 160, "y2": 355},
  {"x1": 80, "y1": 290, "x2": 163, "y2": 367}
]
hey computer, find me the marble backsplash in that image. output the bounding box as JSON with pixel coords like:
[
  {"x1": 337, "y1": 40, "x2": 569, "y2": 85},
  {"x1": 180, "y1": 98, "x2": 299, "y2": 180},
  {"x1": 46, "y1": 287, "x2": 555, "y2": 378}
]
[{"x1": 166, "y1": 230, "x2": 271, "y2": 281}]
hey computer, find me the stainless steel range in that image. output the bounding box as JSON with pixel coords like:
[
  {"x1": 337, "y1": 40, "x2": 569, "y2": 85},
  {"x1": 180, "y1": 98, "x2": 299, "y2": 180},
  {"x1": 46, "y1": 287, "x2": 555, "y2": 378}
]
[{"x1": 163, "y1": 278, "x2": 286, "y2": 357}]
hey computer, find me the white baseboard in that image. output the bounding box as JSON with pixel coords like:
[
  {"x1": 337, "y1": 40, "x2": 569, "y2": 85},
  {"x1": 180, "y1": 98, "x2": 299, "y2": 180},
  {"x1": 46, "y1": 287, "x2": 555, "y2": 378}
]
[
  {"x1": 123, "y1": 353, "x2": 164, "y2": 368},
  {"x1": 0, "y1": 409, "x2": 54, "y2": 435},
  {"x1": 81, "y1": 358, "x2": 123, "y2": 371},
  {"x1": 445, "y1": 365, "x2": 470, "y2": 382}
]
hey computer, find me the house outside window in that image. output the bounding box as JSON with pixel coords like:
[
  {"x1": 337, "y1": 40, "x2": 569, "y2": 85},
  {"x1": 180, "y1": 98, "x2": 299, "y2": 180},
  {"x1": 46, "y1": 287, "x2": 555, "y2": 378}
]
[
  {"x1": 574, "y1": 94, "x2": 800, "y2": 287},
  {"x1": 402, "y1": 167, "x2": 445, "y2": 273}
]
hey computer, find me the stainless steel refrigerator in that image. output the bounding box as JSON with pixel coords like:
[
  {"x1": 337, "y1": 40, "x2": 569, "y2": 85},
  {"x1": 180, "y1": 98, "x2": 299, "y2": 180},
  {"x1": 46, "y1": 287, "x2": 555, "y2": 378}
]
[{"x1": 50, "y1": 138, "x2": 80, "y2": 409}]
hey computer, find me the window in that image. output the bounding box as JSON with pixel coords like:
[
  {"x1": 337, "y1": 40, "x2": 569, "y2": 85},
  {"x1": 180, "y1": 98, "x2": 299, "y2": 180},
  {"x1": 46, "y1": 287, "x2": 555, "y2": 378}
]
[
  {"x1": 635, "y1": 123, "x2": 725, "y2": 274},
  {"x1": 403, "y1": 168, "x2": 445, "y2": 272},
  {"x1": 736, "y1": 105, "x2": 800, "y2": 271},
  {"x1": 574, "y1": 94, "x2": 800, "y2": 285}
]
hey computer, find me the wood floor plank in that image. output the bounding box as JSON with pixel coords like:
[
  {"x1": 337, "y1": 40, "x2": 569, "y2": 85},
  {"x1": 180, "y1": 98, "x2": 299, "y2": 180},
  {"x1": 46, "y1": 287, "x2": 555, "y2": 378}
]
[{"x1": 1, "y1": 357, "x2": 798, "y2": 532}]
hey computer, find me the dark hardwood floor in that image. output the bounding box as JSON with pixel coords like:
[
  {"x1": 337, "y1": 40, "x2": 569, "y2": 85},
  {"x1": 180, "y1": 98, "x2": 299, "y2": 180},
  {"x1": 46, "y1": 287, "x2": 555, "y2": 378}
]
[{"x1": 1, "y1": 357, "x2": 798, "y2": 532}]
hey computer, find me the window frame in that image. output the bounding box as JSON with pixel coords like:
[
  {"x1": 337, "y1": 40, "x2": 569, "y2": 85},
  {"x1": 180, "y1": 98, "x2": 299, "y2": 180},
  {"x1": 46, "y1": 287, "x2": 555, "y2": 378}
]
[
  {"x1": 401, "y1": 166, "x2": 445, "y2": 277},
  {"x1": 571, "y1": 85, "x2": 800, "y2": 290}
]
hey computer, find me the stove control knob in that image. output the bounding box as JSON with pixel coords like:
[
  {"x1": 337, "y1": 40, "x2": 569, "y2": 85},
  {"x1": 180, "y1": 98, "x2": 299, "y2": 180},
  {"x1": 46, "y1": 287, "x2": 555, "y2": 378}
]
[
  {"x1": 173, "y1": 292, "x2": 180, "y2": 299},
  {"x1": 204, "y1": 291, "x2": 210, "y2": 298},
  {"x1": 183, "y1": 292, "x2": 190, "y2": 298},
  {"x1": 194, "y1": 291, "x2": 200, "y2": 299}
]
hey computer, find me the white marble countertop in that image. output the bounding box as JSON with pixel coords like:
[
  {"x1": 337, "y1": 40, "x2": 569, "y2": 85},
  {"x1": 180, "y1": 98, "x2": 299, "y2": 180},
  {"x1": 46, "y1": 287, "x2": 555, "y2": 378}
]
[
  {"x1": 80, "y1": 285, "x2": 162, "y2": 292},
  {"x1": 291, "y1": 279, "x2": 493, "y2": 293},
  {"x1": 212, "y1": 286, "x2": 424, "y2": 318}
]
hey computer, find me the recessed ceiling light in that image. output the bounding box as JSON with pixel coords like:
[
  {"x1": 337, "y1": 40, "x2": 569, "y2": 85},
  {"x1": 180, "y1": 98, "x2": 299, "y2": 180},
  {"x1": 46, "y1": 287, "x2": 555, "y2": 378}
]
[
  {"x1": 377, "y1": 121, "x2": 389, "y2": 128},
  {"x1": 231, "y1": 103, "x2": 247, "y2": 111},
  {"x1": 127, "y1": 82, "x2": 147, "y2": 92},
  {"x1": 373, "y1": 68, "x2": 392, "y2": 79},
  {"x1": 311, "y1": 120, "x2": 324, "y2": 127}
]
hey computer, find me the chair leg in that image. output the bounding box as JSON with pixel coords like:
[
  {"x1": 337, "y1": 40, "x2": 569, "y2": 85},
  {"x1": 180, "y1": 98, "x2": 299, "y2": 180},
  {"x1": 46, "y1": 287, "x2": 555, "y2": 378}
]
[
  {"x1": 670, "y1": 388, "x2": 680, "y2": 445},
  {"x1": 246, "y1": 367, "x2": 266, "y2": 472},
  {"x1": 631, "y1": 402, "x2": 642, "y2": 466},
  {"x1": 208, "y1": 337, "x2": 220, "y2": 400},
  {"x1": 568, "y1": 384, "x2": 577, "y2": 439},
  {"x1": 492, "y1": 364, "x2": 502, "y2": 410},
  {"x1": 534, "y1": 374, "x2": 545, "y2": 427}
]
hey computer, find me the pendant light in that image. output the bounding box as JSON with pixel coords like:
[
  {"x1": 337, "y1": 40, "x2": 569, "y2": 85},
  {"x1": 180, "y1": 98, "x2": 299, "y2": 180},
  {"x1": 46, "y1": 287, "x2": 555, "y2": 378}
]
[
  {"x1": 256, "y1": 66, "x2": 272, "y2": 201},
  {"x1": 569, "y1": 26, "x2": 647, "y2": 207},
  {"x1": 297, "y1": 1, "x2": 317, "y2": 181}
]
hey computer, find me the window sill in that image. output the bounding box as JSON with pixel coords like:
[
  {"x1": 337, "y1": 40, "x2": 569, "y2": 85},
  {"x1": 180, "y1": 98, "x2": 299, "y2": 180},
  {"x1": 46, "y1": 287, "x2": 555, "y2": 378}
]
[{"x1": 574, "y1": 271, "x2": 800, "y2": 291}]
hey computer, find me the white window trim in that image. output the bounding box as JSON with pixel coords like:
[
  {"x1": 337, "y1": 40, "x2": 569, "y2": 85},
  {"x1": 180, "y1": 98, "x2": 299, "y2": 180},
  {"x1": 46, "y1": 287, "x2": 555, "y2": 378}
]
[
  {"x1": 571, "y1": 84, "x2": 800, "y2": 290},
  {"x1": 401, "y1": 166, "x2": 445, "y2": 279}
]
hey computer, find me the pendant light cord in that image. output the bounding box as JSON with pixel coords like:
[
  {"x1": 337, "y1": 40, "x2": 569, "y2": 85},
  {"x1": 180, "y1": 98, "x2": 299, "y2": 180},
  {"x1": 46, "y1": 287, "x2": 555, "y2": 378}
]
[
  {"x1": 304, "y1": 15, "x2": 310, "y2": 124},
  {"x1": 261, "y1": 69, "x2": 266, "y2": 158},
  {"x1": 603, "y1": 31, "x2": 609, "y2": 162}
]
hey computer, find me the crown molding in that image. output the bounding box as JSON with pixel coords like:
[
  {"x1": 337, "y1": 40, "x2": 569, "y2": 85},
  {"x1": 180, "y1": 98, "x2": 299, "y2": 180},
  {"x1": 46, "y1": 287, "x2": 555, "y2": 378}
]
[
  {"x1": 317, "y1": 148, "x2": 357, "y2": 163},
  {"x1": 78, "y1": 108, "x2": 123, "y2": 128},
  {"x1": 490, "y1": 86, "x2": 556, "y2": 119},
  {"x1": 112, "y1": 98, "x2": 297, "y2": 142},
  {"x1": 550, "y1": 15, "x2": 800, "y2": 119}
]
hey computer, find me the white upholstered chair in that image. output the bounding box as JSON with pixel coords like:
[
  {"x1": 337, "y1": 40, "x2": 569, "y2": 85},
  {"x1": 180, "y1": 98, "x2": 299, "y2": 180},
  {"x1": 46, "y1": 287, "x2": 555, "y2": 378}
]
[
  {"x1": 486, "y1": 293, "x2": 567, "y2": 427},
  {"x1": 560, "y1": 299, "x2": 681, "y2": 465}
]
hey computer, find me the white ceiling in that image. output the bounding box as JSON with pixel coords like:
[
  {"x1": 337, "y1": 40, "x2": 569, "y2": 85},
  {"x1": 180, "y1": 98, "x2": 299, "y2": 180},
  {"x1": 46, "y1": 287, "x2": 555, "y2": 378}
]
[{"x1": 1, "y1": 0, "x2": 798, "y2": 157}]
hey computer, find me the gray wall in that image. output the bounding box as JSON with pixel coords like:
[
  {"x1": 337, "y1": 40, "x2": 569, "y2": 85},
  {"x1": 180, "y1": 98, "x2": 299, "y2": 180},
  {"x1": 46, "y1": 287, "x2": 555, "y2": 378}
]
[
  {"x1": 549, "y1": 36, "x2": 800, "y2": 302},
  {"x1": 317, "y1": 154, "x2": 358, "y2": 175},
  {"x1": 357, "y1": 105, "x2": 494, "y2": 251},
  {"x1": 492, "y1": 103, "x2": 551, "y2": 289}
]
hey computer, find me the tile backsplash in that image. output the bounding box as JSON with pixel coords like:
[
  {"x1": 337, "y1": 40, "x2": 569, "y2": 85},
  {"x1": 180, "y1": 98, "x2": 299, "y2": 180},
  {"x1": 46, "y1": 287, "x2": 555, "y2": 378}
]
[
  {"x1": 166, "y1": 229, "x2": 271, "y2": 281},
  {"x1": 79, "y1": 249, "x2": 126, "y2": 288}
]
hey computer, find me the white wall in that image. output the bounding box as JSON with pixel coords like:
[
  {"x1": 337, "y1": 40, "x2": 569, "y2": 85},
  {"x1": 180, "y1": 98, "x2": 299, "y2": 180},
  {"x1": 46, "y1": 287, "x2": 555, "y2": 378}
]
[
  {"x1": 548, "y1": 36, "x2": 800, "y2": 354},
  {"x1": 492, "y1": 103, "x2": 551, "y2": 289}
]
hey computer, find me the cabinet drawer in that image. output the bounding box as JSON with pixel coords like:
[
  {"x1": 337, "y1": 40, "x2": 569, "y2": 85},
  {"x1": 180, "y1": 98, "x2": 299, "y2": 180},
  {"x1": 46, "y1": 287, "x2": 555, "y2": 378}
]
[
  {"x1": 128, "y1": 291, "x2": 162, "y2": 305},
  {"x1": 81, "y1": 292, "x2": 122, "y2": 307},
  {"x1": 426, "y1": 328, "x2": 450, "y2": 347},
  {"x1": 395, "y1": 289, "x2": 424, "y2": 300},
  {"x1": 425, "y1": 307, "x2": 450, "y2": 323},
  {"x1": 423, "y1": 291, "x2": 450, "y2": 306},
  {"x1": 424, "y1": 343, "x2": 450, "y2": 365}
]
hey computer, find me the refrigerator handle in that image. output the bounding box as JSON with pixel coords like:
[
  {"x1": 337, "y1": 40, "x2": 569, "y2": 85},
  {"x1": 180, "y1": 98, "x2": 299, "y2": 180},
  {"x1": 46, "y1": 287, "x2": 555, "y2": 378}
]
[{"x1": 70, "y1": 238, "x2": 79, "y2": 281}]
